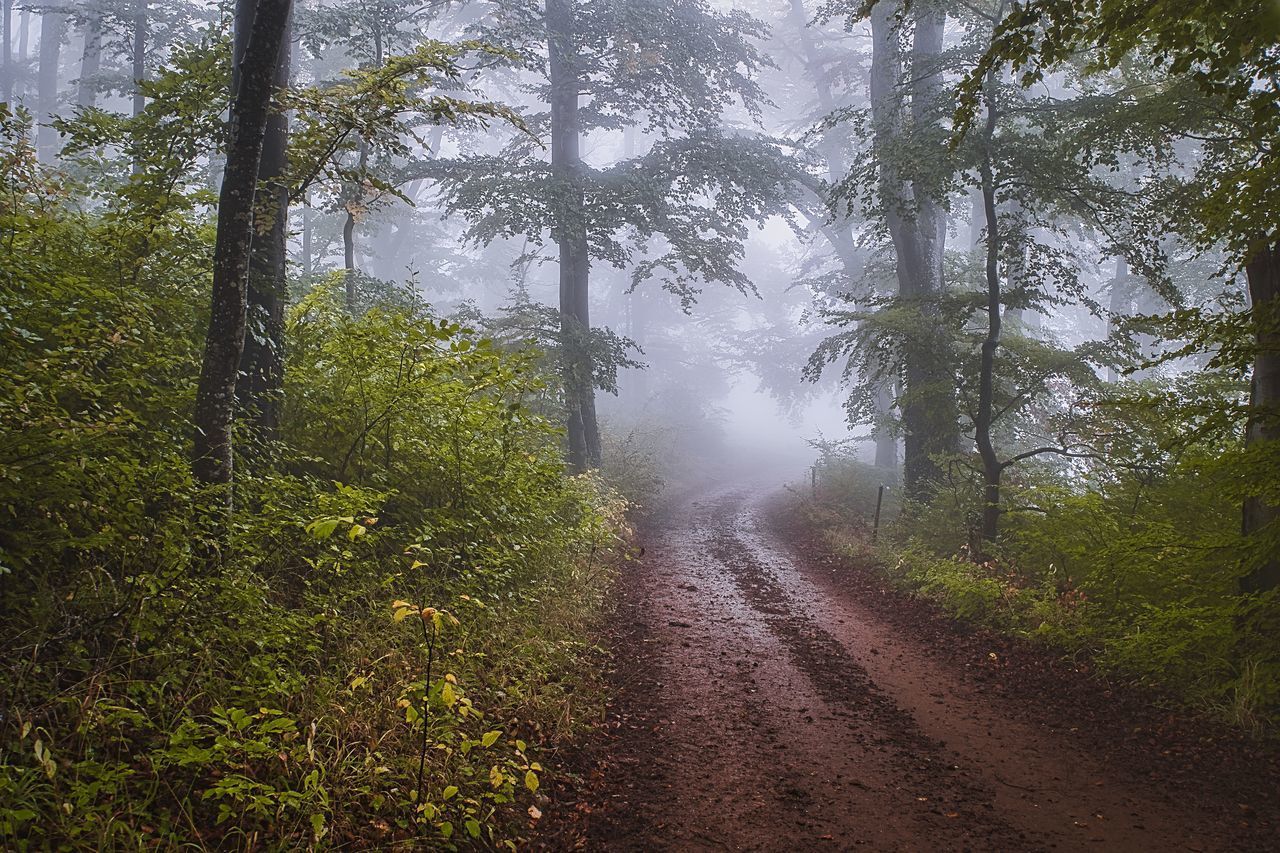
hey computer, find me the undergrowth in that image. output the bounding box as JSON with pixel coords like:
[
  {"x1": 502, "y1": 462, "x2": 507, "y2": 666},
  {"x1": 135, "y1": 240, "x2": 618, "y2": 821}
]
[
  {"x1": 0, "y1": 118, "x2": 627, "y2": 849},
  {"x1": 802, "y1": 457, "x2": 1280, "y2": 735}
]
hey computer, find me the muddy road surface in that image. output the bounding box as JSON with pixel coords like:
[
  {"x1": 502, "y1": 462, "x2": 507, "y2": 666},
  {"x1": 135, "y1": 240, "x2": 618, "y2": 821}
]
[{"x1": 562, "y1": 484, "x2": 1278, "y2": 852}]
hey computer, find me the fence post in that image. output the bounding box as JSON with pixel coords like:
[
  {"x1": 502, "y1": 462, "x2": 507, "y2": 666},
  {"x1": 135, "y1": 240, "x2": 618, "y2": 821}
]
[{"x1": 872, "y1": 484, "x2": 886, "y2": 542}]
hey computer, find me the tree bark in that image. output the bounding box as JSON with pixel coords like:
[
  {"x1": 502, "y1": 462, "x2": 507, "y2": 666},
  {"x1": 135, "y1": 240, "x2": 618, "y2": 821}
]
[
  {"x1": 235, "y1": 0, "x2": 291, "y2": 440},
  {"x1": 2, "y1": 0, "x2": 13, "y2": 105},
  {"x1": 131, "y1": 0, "x2": 145, "y2": 117},
  {"x1": 301, "y1": 191, "x2": 312, "y2": 276},
  {"x1": 869, "y1": 0, "x2": 958, "y2": 499},
  {"x1": 547, "y1": 0, "x2": 599, "y2": 471},
  {"x1": 76, "y1": 10, "x2": 102, "y2": 108},
  {"x1": 1106, "y1": 256, "x2": 1129, "y2": 383},
  {"x1": 974, "y1": 68, "x2": 1002, "y2": 552},
  {"x1": 192, "y1": 0, "x2": 293, "y2": 498},
  {"x1": 343, "y1": 207, "x2": 357, "y2": 309},
  {"x1": 36, "y1": 9, "x2": 63, "y2": 162},
  {"x1": 1242, "y1": 238, "x2": 1280, "y2": 593}
]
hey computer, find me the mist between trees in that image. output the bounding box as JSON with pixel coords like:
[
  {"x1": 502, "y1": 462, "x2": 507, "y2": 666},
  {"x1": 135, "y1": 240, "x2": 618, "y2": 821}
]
[{"x1": 0, "y1": 0, "x2": 1277, "y2": 847}]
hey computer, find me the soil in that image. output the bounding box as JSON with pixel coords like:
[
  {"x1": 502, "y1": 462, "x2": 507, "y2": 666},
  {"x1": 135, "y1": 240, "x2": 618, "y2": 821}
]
[{"x1": 533, "y1": 482, "x2": 1280, "y2": 852}]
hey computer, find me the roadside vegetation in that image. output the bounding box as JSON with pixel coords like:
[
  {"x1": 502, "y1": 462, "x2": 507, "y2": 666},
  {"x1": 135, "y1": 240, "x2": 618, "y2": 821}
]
[
  {"x1": 802, "y1": 448, "x2": 1279, "y2": 734},
  {"x1": 0, "y1": 111, "x2": 627, "y2": 848}
]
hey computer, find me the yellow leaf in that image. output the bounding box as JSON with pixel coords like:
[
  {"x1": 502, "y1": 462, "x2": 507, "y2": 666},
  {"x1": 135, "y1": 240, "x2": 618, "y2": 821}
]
[
  {"x1": 524, "y1": 770, "x2": 539, "y2": 794},
  {"x1": 442, "y1": 785, "x2": 458, "y2": 800}
]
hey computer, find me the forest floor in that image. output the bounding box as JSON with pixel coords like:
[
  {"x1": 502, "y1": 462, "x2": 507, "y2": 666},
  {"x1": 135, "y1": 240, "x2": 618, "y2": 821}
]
[{"x1": 535, "y1": 480, "x2": 1280, "y2": 852}]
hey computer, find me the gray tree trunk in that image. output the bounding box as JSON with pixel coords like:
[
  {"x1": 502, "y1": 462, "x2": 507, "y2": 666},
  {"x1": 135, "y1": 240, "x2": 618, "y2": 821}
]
[
  {"x1": 236, "y1": 0, "x2": 292, "y2": 440},
  {"x1": 131, "y1": 0, "x2": 145, "y2": 117},
  {"x1": 76, "y1": 10, "x2": 102, "y2": 108},
  {"x1": 36, "y1": 9, "x2": 63, "y2": 162},
  {"x1": 192, "y1": 0, "x2": 294, "y2": 501},
  {"x1": 2, "y1": 0, "x2": 13, "y2": 104},
  {"x1": 547, "y1": 0, "x2": 599, "y2": 471},
  {"x1": 869, "y1": 0, "x2": 959, "y2": 499},
  {"x1": 1242, "y1": 239, "x2": 1280, "y2": 593}
]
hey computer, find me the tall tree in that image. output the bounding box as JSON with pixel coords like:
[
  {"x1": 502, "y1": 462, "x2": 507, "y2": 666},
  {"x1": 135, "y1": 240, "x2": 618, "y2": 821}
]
[
  {"x1": 2, "y1": 0, "x2": 12, "y2": 104},
  {"x1": 438, "y1": 0, "x2": 796, "y2": 472},
  {"x1": 965, "y1": 0, "x2": 1280, "y2": 588},
  {"x1": 192, "y1": 0, "x2": 292, "y2": 496},
  {"x1": 235, "y1": 0, "x2": 291, "y2": 439},
  {"x1": 76, "y1": 1, "x2": 104, "y2": 108},
  {"x1": 867, "y1": 0, "x2": 960, "y2": 497},
  {"x1": 545, "y1": 0, "x2": 597, "y2": 468},
  {"x1": 130, "y1": 0, "x2": 145, "y2": 117},
  {"x1": 36, "y1": 7, "x2": 64, "y2": 161}
]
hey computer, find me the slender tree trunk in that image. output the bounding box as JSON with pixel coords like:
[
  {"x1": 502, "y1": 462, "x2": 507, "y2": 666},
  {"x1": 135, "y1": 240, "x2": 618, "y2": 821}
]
[
  {"x1": 343, "y1": 209, "x2": 356, "y2": 308},
  {"x1": 869, "y1": 0, "x2": 958, "y2": 499},
  {"x1": 1242, "y1": 238, "x2": 1280, "y2": 593},
  {"x1": 1106, "y1": 256, "x2": 1129, "y2": 382},
  {"x1": 16, "y1": 8, "x2": 29, "y2": 103},
  {"x1": 192, "y1": 0, "x2": 293, "y2": 500},
  {"x1": 236, "y1": 0, "x2": 291, "y2": 440},
  {"x1": 36, "y1": 9, "x2": 63, "y2": 162},
  {"x1": 2, "y1": 0, "x2": 12, "y2": 105},
  {"x1": 301, "y1": 191, "x2": 312, "y2": 276},
  {"x1": 547, "y1": 0, "x2": 599, "y2": 471},
  {"x1": 131, "y1": 0, "x2": 145, "y2": 117},
  {"x1": 76, "y1": 11, "x2": 102, "y2": 108},
  {"x1": 975, "y1": 69, "x2": 1002, "y2": 551}
]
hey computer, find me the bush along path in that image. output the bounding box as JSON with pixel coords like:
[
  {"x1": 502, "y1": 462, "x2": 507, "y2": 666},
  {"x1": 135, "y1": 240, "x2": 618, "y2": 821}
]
[{"x1": 536, "y1": 482, "x2": 1280, "y2": 851}]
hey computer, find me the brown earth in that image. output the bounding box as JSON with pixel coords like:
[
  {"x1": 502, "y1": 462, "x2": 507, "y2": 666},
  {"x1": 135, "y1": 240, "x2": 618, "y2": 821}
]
[{"x1": 533, "y1": 483, "x2": 1280, "y2": 852}]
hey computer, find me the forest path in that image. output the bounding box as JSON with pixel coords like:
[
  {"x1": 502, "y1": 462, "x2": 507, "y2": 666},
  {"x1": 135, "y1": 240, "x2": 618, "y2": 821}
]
[{"x1": 574, "y1": 483, "x2": 1267, "y2": 852}]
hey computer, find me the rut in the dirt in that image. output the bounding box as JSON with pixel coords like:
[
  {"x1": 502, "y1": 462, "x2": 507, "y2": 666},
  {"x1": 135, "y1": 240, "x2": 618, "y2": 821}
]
[{"x1": 562, "y1": 485, "x2": 1275, "y2": 853}]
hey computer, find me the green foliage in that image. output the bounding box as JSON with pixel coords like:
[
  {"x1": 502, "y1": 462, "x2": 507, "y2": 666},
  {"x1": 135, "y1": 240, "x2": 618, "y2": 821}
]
[
  {"x1": 0, "y1": 96, "x2": 624, "y2": 847},
  {"x1": 810, "y1": 411, "x2": 1280, "y2": 731}
]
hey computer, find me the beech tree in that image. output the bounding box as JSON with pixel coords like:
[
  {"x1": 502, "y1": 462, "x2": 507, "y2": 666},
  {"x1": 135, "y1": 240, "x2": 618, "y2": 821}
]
[
  {"x1": 191, "y1": 0, "x2": 292, "y2": 494},
  {"x1": 234, "y1": 0, "x2": 290, "y2": 438},
  {"x1": 436, "y1": 0, "x2": 798, "y2": 471}
]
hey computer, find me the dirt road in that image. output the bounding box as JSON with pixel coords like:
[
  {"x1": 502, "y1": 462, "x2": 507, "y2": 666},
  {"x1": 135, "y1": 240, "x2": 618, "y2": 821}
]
[{"x1": 565, "y1": 485, "x2": 1278, "y2": 852}]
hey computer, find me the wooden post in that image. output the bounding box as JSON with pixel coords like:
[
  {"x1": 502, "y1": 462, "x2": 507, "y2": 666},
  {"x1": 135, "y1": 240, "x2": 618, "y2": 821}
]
[{"x1": 872, "y1": 484, "x2": 886, "y2": 542}]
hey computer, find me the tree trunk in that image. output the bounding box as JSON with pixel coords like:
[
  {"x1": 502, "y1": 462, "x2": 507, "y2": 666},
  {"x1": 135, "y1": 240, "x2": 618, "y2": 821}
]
[
  {"x1": 76, "y1": 10, "x2": 102, "y2": 108},
  {"x1": 131, "y1": 0, "x2": 145, "y2": 117},
  {"x1": 1242, "y1": 238, "x2": 1280, "y2": 593},
  {"x1": 15, "y1": 8, "x2": 29, "y2": 103},
  {"x1": 2, "y1": 0, "x2": 13, "y2": 105},
  {"x1": 343, "y1": 208, "x2": 356, "y2": 309},
  {"x1": 974, "y1": 70, "x2": 1002, "y2": 552},
  {"x1": 873, "y1": 382, "x2": 898, "y2": 469},
  {"x1": 301, "y1": 191, "x2": 312, "y2": 276},
  {"x1": 36, "y1": 9, "x2": 63, "y2": 162},
  {"x1": 192, "y1": 0, "x2": 293, "y2": 500},
  {"x1": 1106, "y1": 256, "x2": 1129, "y2": 382},
  {"x1": 869, "y1": 0, "x2": 958, "y2": 499},
  {"x1": 236, "y1": 0, "x2": 291, "y2": 440},
  {"x1": 547, "y1": 0, "x2": 599, "y2": 471}
]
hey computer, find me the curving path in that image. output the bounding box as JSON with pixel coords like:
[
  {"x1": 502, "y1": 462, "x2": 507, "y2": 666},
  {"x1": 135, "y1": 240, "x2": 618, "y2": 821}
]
[{"x1": 575, "y1": 485, "x2": 1276, "y2": 852}]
